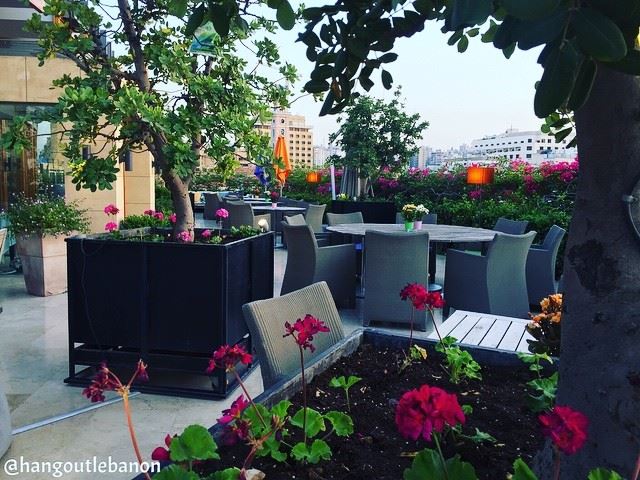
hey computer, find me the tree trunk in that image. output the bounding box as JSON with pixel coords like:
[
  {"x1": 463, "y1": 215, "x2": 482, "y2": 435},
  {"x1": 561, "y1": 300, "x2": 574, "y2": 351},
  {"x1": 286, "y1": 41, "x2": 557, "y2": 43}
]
[
  {"x1": 162, "y1": 169, "x2": 194, "y2": 237},
  {"x1": 553, "y1": 66, "x2": 640, "y2": 476}
]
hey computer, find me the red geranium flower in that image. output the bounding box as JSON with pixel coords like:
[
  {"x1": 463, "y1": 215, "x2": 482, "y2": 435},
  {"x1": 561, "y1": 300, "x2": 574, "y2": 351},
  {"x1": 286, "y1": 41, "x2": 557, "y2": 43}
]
[
  {"x1": 400, "y1": 283, "x2": 445, "y2": 311},
  {"x1": 284, "y1": 314, "x2": 330, "y2": 352},
  {"x1": 151, "y1": 434, "x2": 174, "y2": 461},
  {"x1": 539, "y1": 405, "x2": 589, "y2": 455},
  {"x1": 217, "y1": 395, "x2": 249, "y2": 425},
  {"x1": 395, "y1": 384, "x2": 465, "y2": 442},
  {"x1": 82, "y1": 363, "x2": 120, "y2": 402},
  {"x1": 207, "y1": 345, "x2": 253, "y2": 373}
]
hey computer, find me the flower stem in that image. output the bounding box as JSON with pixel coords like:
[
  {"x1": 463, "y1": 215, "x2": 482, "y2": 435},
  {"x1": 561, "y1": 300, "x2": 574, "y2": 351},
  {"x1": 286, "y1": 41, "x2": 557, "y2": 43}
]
[
  {"x1": 552, "y1": 447, "x2": 561, "y2": 480},
  {"x1": 429, "y1": 307, "x2": 445, "y2": 346},
  {"x1": 299, "y1": 345, "x2": 307, "y2": 447},
  {"x1": 232, "y1": 369, "x2": 268, "y2": 429},
  {"x1": 122, "y1": 392, "x2": 152, "y2": 480},
  {"x1": 632, "y1": 448, "x2": 640, "y2": 480},
  {"x1": 409, "y1": 307, "x2": 414, "y2": 348},
  {"x1": 432, "y1": 433, "x2": 449, "y2": 480}
]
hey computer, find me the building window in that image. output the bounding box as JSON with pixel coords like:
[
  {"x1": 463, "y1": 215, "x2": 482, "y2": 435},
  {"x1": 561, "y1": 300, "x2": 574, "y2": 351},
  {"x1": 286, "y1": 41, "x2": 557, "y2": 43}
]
[
  {"x1": 526, "y1": 154, "x2": 532, "y2": 159},
  {"x1": 526, "y1": 146, "x2": 532, "y2": 151},
  {"x1": 528, "y1": 138, "x2": 532, "y2": 143}
]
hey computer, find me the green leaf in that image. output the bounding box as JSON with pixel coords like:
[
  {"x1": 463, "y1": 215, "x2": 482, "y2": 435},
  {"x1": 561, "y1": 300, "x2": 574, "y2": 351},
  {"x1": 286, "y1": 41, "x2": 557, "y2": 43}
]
[
  {"x1": 211, "y1": 468, "x2": 241, "y2": 480},
  {"x1": 450, "y1": 0, "x2": 493, "y2": 30},
  {"x1": 511, "y1": 458, "x2": 538, "y2": 480},
  {"x1": 319, "y1": 90, "x2": 335, "y2": 116},
  {"x1": 464, "y1": 428, "x2": 496, "y2": 444},
  {"x1": 291, "y1": 439, "x2": 332, "y2": 464},
  {"x1": 324, "y1": 411, "x2": 354, "y2": 436},
  {"x1": 500, "y1": 0, "x2": 561, "y2": 20},
  {"x1": 493, "y1": 16, "x2": 520, "y2": 49},
  {"x1": 291, "y1": 408, "x2": 325, "y2": 437},
  {"x1": 170, "y1": 425, "x2": 219, "y2": 463},
  {"x1": 304, "y1": 79, "x2": 330, "y2": 94},
  {"x1": 208, "y1": 3, "x2": 231, "y2": 37},
  {"x1": 413, "y1": 0, "x2": 434, "y2": 16},
  {"x1": 381, "y1": 69, "x2": 393, "y2": 89},
  {"x1": 404, "y1": 449, "x2": 478, "y2": 480},
  {"x1": 567, "y1": 58, "x2": 596, "y2": 111},
  {"x1": 587, "y1": 468, "x2": 624, "y2": 480},
  {"x1": 169, "y1": 0, "x2": 188, "y2": 18},
  {"x1": 153, "y1": 464, "x2": 201, "y2": 480},
  {"x1": 184, "y1": 5, "x2": 206, "y2": 37},
  {"x1": 379, "y1": 53, "x2": 398, "y2": 63},
  {"x1": 572, "y1": 7, "x2": 627, "y2": 62},
  {"x1": 276, "y1": 1, "x2": 296, "y2": 30},
  {"x1": 457, "y1": 35, "x2": 469, "y2": 53},
  {"x1": 534, "y1": 43, "x2": 579, "y2": 118},
  {"x1": 270, "y1": 399, "x2": 292, "y2": 420},
  {"x1": 517, "y1": 10, "x2": 568, "y2": 50}
]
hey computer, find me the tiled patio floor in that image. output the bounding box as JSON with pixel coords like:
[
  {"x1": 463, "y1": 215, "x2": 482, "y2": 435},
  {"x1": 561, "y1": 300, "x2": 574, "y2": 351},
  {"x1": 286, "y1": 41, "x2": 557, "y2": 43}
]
[{"x1": 0, "y1": 248, "x2": 445, "y2": 479}]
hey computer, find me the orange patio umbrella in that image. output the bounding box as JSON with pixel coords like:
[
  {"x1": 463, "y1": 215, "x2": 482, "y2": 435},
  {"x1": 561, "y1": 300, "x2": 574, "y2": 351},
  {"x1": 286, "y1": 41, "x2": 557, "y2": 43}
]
[{"x1": 273, "y1": 135, "x2": 292, "y2": 186}]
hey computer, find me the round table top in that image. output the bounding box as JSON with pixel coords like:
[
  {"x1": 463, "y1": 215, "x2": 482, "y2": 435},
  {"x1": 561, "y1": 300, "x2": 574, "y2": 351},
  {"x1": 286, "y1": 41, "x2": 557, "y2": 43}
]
[
  {"x1": 252, "y1": 205, "x2": 307, "y2": 212},
  {"x1": 325, "y1": 223, "x2": 497, "y2": 243}
]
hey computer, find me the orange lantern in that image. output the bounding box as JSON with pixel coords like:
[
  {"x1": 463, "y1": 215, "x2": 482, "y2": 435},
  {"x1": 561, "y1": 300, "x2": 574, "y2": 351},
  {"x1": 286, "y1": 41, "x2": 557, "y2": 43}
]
[
  {"x1": 467, "y1": 166, "x2": 495, "y2": 185},
  {"x1": 306, "y1": 171, "x2": 321, "y2": 183}
]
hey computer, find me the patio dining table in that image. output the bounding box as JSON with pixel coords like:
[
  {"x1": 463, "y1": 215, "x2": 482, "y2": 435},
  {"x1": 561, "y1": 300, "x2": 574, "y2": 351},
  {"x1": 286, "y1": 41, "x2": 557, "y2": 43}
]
[{"x1": 325, "y1": 223, "x2": 497, "y2": 293}]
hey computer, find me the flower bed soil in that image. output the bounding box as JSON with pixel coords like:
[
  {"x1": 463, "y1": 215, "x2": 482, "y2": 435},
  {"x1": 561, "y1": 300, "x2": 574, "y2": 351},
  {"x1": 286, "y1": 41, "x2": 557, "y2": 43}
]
[{"x1": 204, "y1": 342, "x2": 543, "y2": 479}]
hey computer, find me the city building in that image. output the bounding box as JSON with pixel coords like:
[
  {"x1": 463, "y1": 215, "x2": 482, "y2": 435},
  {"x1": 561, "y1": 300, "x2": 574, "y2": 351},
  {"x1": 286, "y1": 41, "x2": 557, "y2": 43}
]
[
  {"x1": 0, "y1": 0, "x2": 154, "y2": 230},
  {"x1": 254, "y1": 110, "x2": 314, "y2": 168},
  {"x1": 470, "y1": 128, "x2": 577, "y2": 164},
  {"x1": 312, "y1": 144, "x2": 341, "y2": 167}
]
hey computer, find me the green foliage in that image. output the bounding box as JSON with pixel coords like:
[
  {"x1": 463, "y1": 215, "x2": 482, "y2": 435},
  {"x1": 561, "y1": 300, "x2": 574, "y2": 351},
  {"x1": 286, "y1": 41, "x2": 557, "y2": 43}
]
[
  {"x1": 291, "y1": 408, "x2": 325, "y2": 437},
  {"x1": 588, "y1": 469, "x2": 624, "y2": 480},
  {"x1": 5, "y1": 194, "x2": 90, "y2": 237},
  {"x1": 435, "y1": 337, "x2": 482, "y2": 384},
  {"x1": 153, "y1": 464, "x2": 201, "y2": 480},
  {"x1": 2, "y1": 0, "x2": 295, "y2": 228},
  {"x1": 155, "y1": 181, "x2": 174, "y2": 213},
  {"x1": 518, "y1": 352, "x2": 557, "y2": 412},
  {"x1": 323, "y1": 411, "x2": 354, "y2": 436},
  {"x1": 329, "y1": 88, "x2": 428, "y2": 192},
  {"x1": 120, "y1": 214, "x2": 170, "y2": 230},
  {"x1": 403, "y1": 448, "x2": 478, "y2": 480},
  {"x1": 329, "y1": 375, "x2": 361, "y2": 411},
  {"x1": 291, "y1": 439, "x2": 332, "y2": 464},
  {"x1": 229, "y1": 225, "x2": 261, "y2": 239},
  {"x1": 168, "y1": 425, "x2": 220, "y2": 463},
  {"x1": 510, "y1": 458, "x2": 538, "y2": 480},
  {"x1": 209, "y1": 468, "x2": 241, "y2": 480}
]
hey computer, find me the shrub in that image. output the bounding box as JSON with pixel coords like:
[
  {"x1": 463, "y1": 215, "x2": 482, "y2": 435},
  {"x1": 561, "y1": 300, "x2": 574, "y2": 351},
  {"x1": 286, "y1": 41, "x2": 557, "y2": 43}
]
[{"x1": 5, "y1": 194, "x2": 89, "y2": 237}]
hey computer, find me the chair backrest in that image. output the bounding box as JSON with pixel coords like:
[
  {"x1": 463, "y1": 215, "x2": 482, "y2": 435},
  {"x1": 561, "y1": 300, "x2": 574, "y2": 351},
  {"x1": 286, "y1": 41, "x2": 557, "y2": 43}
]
[
  {"x1": 203, "y1": 193, "x2": 221, "y2": 220},
  {"x1": 541, "y1": 224, "x2": 566, "y2": 252},
  {"x1": 486, "y1": 231, "x2": 536, "y2": 317},
  {"x1": 225, "y1": 201, "x2": 254, "y2": 228},
  {"x1": 395, "y1": 213, "x2": 438, "y2": 224},
  {"x1": 364, "y1": 230, "x2": 430, "y2": 327},
  {"x1": 493, "y1": 217, "x2": 529, "y2": 235},
  {"x1": 284, "y1": 214, "x2": 307, "y2": 226},
  {"x1": 305, "y1": 204, "x2": 326, "y2": 233},
  {"x1": 280, "y1": 223, "x2": 318, "y2": 295},
  {"x1": 326, "y1": 211, "x2": 364, "y2": 226},
  {"x1": 242, "y1": 281, "x2": 345, "y2": 389}
]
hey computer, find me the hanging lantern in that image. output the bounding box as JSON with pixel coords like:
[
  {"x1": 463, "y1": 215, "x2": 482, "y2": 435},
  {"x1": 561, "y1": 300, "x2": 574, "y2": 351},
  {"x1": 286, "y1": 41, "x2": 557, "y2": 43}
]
[
  {"x1": 466, "y1": 166, "x2": 495, "y2": 185},
  {"x1": 306, "y1": 171, "x2": 321, "y2": 183}
]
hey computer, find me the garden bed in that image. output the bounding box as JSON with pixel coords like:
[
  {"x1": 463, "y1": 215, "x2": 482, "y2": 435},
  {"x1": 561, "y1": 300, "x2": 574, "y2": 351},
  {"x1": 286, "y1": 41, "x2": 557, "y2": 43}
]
[{"x1": 202, "y1": 331, "x2": 544, "y2": 479}]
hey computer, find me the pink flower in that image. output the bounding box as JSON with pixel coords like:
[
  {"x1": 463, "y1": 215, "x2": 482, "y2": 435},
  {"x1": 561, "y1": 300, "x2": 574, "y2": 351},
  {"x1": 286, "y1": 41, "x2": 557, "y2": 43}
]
[
  {"x1": 559, "y1": 171, "x2": 574, "y2": 183},
  {"x1": 468, "y1": 189, "x2": 482, "y2": 201},
  {"x1": 207, "y1": 345, "x2": 253, "y2": 373},
  {"x1": 169, "y1": 213, "x2": 177, "y2": 224},
  {"x1": 284, "y1": 314, "x2": 330, "y2": 352},
  {"x1": 539, "y1": 406, "x2": 589, "y2": 455},
  {"x1": 395, "y1": 384, "x2": 465, "y2": 442},
  {"x1": 176, "y1": 231, "x2": 191, "y2": 242},
  {"x1": 201, "y1": 229, "x2": 212, "y2": 239},
  {"x1": 216, "y1": 208, "x2": 229, "y2": 219},
  {"x1": 143, "y1": 209, "x2": 154, "y2": 216},
  {"x1": 105, "y1": 221, "x2": 118, "y2": 232},
  {"x1": 153, "y1": 212, "x2": 164, "y2": 221},
  {"x1": 104, "y1": 204, "x2": 119, "y2": 216},
  {"x1": 151, "y1": 434, "x2": 174, "y2": 461},
  {"x1": 217, "y1": 395, "x2": 249, "y2": 425}
]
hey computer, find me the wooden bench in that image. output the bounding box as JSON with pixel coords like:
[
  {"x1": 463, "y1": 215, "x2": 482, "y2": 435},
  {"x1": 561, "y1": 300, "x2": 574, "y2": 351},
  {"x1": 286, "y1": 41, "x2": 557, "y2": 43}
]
[{"x1": 428, "y1": 310, "x2": 534, "y2": 353}]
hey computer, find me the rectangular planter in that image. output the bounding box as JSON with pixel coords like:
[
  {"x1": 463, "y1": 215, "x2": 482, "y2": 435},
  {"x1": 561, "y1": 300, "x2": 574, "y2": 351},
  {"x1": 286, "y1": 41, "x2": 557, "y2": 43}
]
[
  {"x1": 65, "y1": 230, "x2": 274, "y2": 399},
  {"x1": 330, "y1": 200, "x2": 396, "y2": 224},
  {"x1": 16, "y1": 234, "x2": 68, "y2": 296}
]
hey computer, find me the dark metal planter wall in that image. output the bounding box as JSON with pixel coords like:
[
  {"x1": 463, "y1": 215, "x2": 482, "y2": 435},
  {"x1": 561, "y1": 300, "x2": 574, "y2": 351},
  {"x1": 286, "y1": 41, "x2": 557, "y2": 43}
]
[
  {"x1": 65, "y1": 231, "x2": 274, "y2": 399},
  {"x1": 330, "y1": 200, "x2": 396, "y2": 224}
]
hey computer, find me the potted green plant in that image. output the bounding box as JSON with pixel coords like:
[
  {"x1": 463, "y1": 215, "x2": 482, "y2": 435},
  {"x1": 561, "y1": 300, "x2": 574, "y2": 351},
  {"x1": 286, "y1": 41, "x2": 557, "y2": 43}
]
[{"x1": 5, "y1": 195, "x2": 89, "y2": 296}]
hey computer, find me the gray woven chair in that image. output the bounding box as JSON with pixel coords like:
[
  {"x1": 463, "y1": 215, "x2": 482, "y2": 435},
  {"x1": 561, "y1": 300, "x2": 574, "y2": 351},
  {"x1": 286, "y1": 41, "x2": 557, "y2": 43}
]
[
  {"x1": 395, "y1": 213, "x2": 438, "y2": 224},
  {"x1": 364, "y1": 230, "x2": 430, "y2": 331},
  {"x1": 225, "y1": 201, "x2": 271, "y2": 230},
  {"x1": 203, "y1": 192, "x2": 224, "y2": 220},
  {"x1": 326, "y1": 211, "x2": 364, "y2": 226},
  {"x1": 306, "y1": 204, "x2": 326, "y2": 233},
  {"x1": 526, "y1": 225, "x2": 566, "y2": 306},
  {"x1": 494, "y1": 217, "x2": 529, "y2": 234},
  {"x1": 281, "y1": 223, "x2": 356, "y2": 308},
  {"x1": 242, "y1": 281, "x2": 345, "y2": 389},
  {"x1": 444, "y1": 231, "x2": 536, "y2": 319},
  {"x1": 284, "y1": 214, "x2": 329, "y2": 247}
]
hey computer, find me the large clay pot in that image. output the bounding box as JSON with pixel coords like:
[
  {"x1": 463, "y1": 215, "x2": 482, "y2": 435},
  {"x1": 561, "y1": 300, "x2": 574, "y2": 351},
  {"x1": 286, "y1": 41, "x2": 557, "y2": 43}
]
[
  {"x1": 16, "y1": 234, "x2": 68, "y2": 296},
  {"x1": 0, "y1": 382, "x2": 11, "y2": 458}
]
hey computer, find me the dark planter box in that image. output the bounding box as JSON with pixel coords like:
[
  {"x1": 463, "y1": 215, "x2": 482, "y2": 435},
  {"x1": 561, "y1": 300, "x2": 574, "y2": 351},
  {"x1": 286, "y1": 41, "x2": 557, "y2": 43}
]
[
  {"x1": 330, "y1": 200, "x2": 396, "y2": 224},
  {"x1": 65, "y1": 229, "x2": 274, "y2": 399}
]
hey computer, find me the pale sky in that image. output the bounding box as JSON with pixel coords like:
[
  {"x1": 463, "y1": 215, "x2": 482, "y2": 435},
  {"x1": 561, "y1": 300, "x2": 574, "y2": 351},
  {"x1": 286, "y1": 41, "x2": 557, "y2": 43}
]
[{"x1": 271, "y1": 18, "x2": 545, "y2": 150}]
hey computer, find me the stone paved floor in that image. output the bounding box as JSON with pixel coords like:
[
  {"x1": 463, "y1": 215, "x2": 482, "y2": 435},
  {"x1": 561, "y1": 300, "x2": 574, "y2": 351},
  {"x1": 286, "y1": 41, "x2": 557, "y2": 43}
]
[{"x1": 0, "y1": 247, "x2": 445, "y2": 479}]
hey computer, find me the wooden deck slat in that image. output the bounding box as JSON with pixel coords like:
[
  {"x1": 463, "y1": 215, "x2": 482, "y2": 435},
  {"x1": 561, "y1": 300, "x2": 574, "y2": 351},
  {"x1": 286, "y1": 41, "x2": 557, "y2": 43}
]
[
  {"x1": 448, "y1": 314, "x2": 481, "y2": 341},
  {"x1": 478, "y1": 319, "x2": 511, "y2": 348},
  {"x1": 460, "y1": 316, "x2": 496, "y2": 345},
  {"x1": 516, "y1": 330, "x2": 536, "y2": 353},
  {"x1": 428, "y1": 310, "x2": 466, "y2": 340},
  {"x1": 498, "y1": 321, "x2": 527, "y2": 351}
]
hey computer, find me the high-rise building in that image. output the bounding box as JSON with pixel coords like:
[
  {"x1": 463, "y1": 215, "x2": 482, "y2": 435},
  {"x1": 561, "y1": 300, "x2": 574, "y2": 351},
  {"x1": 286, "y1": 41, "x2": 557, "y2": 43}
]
[
  {"x1": 254, "y1": 110, "x2": 314, "y2": 168},
  {"x1": 470, "y1": 128, "x2": 577, "y2": 164},
  {"x1": 312, "y1": 144, "x2": 341, "y2": 167}
]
